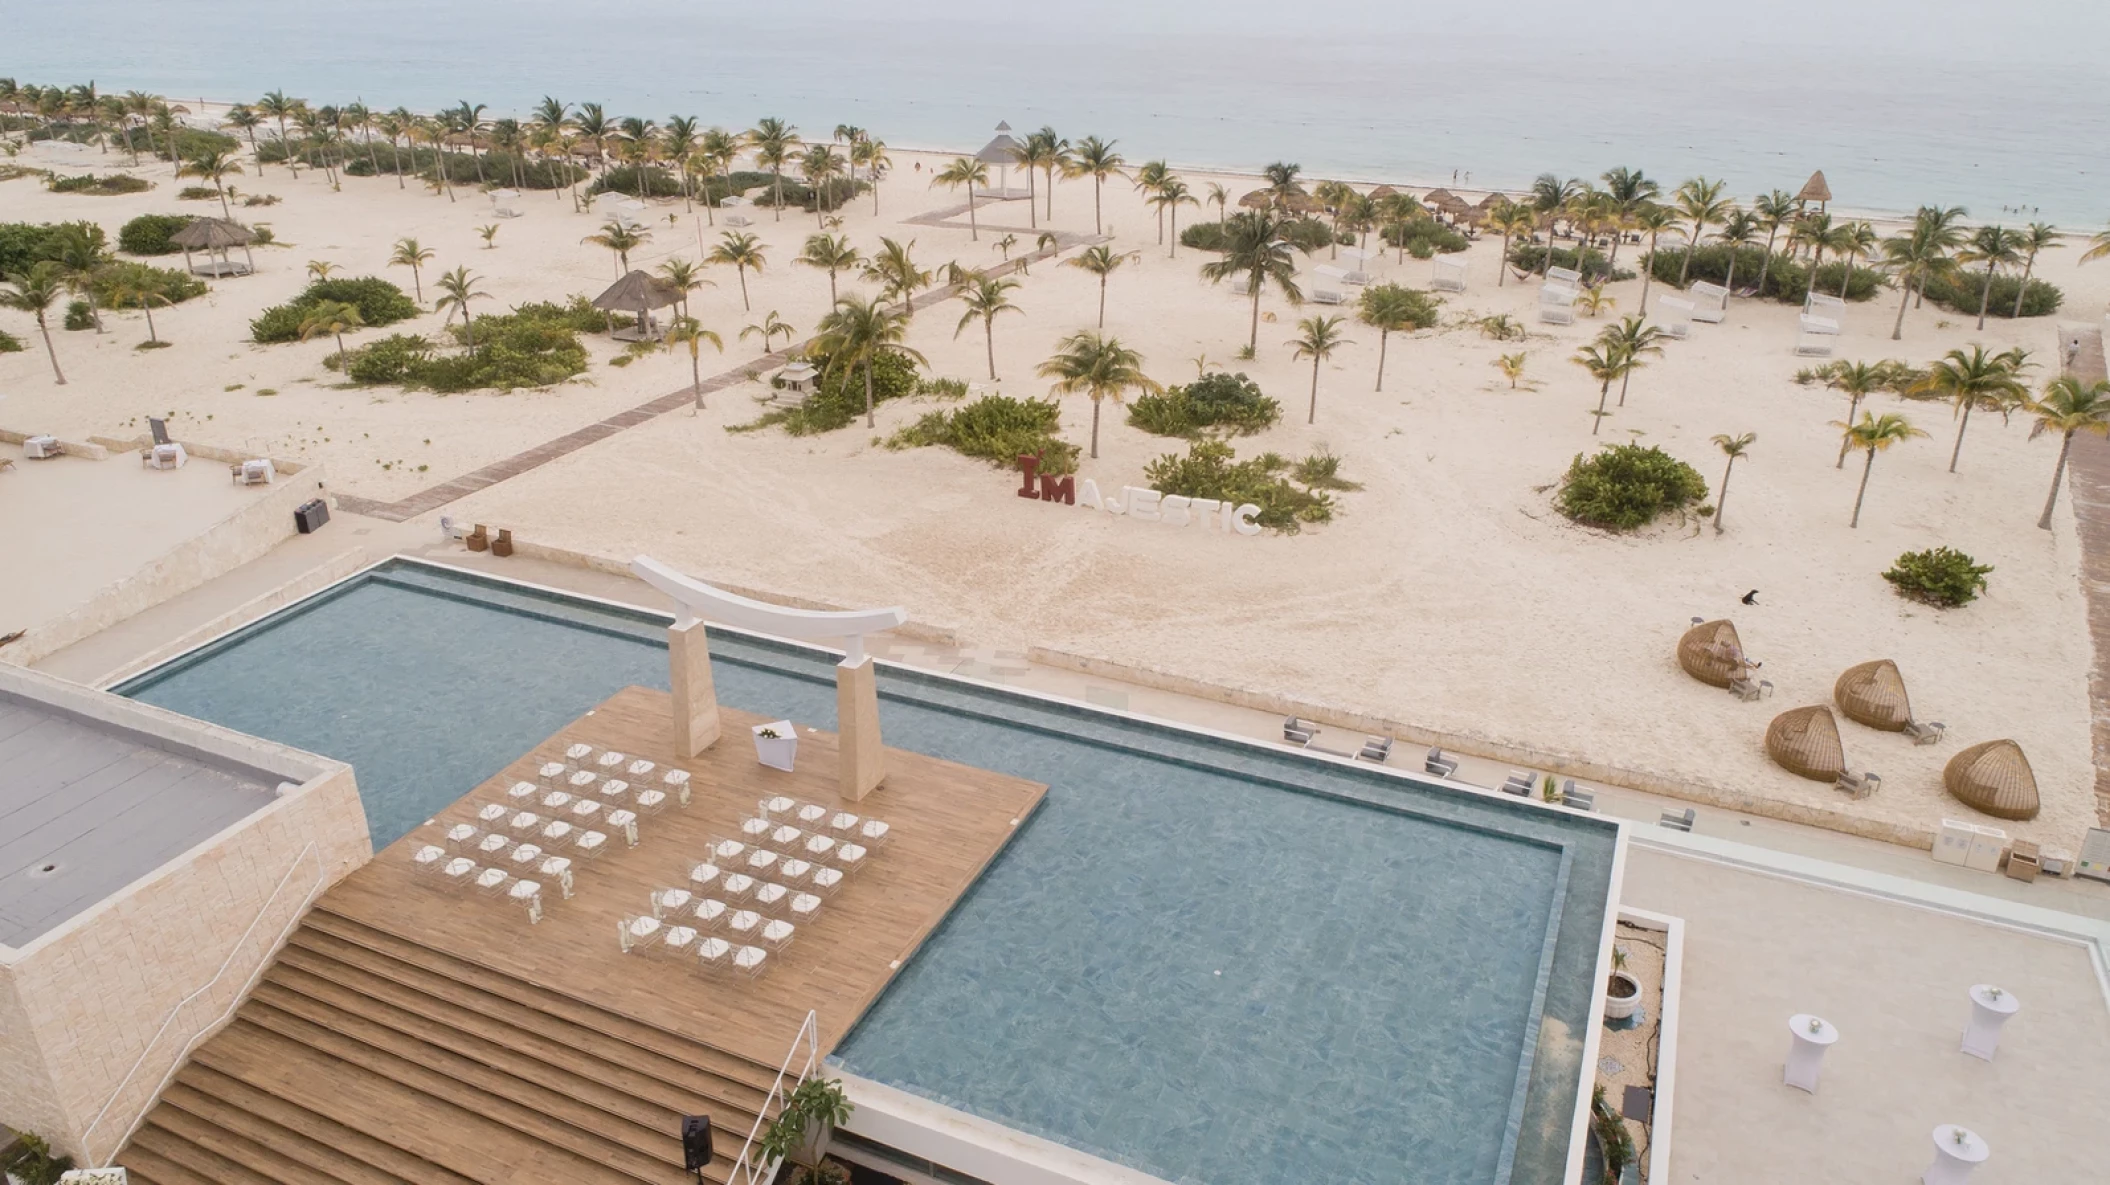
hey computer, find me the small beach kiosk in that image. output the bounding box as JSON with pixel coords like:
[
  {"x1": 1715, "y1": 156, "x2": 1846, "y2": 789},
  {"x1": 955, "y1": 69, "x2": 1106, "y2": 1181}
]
[{"x1": 973, "y1": 121, "x2": 1029, "y2": 199}]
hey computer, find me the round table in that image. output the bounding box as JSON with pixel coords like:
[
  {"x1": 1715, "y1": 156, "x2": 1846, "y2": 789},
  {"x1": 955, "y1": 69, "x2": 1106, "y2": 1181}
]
[
  {"x1": 1784, "y1": 1014, "x2": 1837, "y2": 1093},
  {"x1": 1923, "y1": 1125, "x2": 1988, "y2": 1185},
  {"x1": 1960, "y1": 984, "x2": 2019, "y2": 1061}
]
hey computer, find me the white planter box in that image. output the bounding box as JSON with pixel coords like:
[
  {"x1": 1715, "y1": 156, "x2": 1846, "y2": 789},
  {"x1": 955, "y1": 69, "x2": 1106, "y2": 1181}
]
[
  {"x1": 752, "y1": 720, "x2": 798, "y2": 772},
  {"x1": 1604, "y1": 971, "x2": 1642, "y2": 1021}
]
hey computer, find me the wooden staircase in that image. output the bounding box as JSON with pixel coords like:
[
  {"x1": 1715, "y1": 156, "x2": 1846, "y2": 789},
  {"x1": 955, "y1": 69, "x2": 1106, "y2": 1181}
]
[{"x1": 116, "y1": 905, "x2": 781, "y2": 1185}]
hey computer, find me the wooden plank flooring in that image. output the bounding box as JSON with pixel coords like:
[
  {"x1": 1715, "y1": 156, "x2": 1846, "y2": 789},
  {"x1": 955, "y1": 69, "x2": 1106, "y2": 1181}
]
[{"x1": 322, "y1": 686, "x2": 1048, "y2": 1060}]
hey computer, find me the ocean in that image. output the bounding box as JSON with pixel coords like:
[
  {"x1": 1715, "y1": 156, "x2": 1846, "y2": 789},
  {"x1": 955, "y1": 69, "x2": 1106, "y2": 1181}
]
[{"x1": 8, "y1": 0, "x2": 2105, "y2": 226}]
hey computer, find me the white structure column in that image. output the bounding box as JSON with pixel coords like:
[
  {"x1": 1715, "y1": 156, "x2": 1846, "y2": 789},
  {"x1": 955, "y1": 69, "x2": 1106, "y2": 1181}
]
[{"x1": 668, "y1": 618, "x2": 721, "y2": 757}]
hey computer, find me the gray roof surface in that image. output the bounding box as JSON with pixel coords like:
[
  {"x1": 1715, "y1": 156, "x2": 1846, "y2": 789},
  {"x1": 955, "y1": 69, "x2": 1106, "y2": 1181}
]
[{"x1": 0, "y1": 691, "x2": 275, "y2": 947}]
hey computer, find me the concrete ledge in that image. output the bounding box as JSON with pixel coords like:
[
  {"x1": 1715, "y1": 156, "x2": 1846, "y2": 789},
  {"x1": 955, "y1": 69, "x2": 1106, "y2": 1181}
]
[
  {"x1": 1026, "y1": 645, "x2": 1937, "y2": 850},
  {"x1": 88, "y1": 550, "x2": 375, "y2": 689},
  {"x1": 1619, "y1": 906, "x2": 1686, "y2": 1185},
  {"x1": 0, "y1": 428, "x2": 106, "y2": 460},
  {"x1": 834, "y1": 1071, "x2": 1170, "y2": 1185},
  {"x1": 85, "y1": 434, "x2": 311, "y2": 476}
]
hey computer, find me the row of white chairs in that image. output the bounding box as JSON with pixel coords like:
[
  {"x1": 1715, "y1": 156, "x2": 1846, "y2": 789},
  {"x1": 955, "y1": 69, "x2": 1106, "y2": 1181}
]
[
  {"x1": 412, "y1": 843, "x2": 569, "y2": 923},
  {"x1": 707, "y1": 838, "x2": 866, "y2": 882},
  {"x1": 618, "y1": 911, "x2": 775, "y2": 977},
  {"x1": 752, "y1": 797, "x2": 890, "y2": 847},
  {"x1": 653, "y1": 885, "x2": 818, "y2": 935}
]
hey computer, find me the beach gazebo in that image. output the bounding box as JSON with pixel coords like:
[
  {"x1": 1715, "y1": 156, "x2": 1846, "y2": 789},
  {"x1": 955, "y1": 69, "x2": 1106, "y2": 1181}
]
[
  {"x1": 973, "y1": 121, "x2": 1028, "y2": 199},
  {"x1": 169, "y1": 217, "x2": 256, "y2": 277},
  {"x1": 593, "y1": 270, "x2": 682, "y2": 342},
  {"x1": 1765, "y1": 706, "x2": 1848, "y2": 783},
  {"x1": 1676, "y1": 619, "x2": 1750, "y2": 688},
  {"x1": 1797, "y1": 170, "x2": 1832, "y2": 212},
  {"x1": 1942, "y1": 740, "x2": 2041, "y2": 821},
  {"x1": 1421, "y1": 188, "x2": 1471, "y2": 223},
  {"x1": 1833, "y1": 659, "x2": 1914, "y2": 731}
]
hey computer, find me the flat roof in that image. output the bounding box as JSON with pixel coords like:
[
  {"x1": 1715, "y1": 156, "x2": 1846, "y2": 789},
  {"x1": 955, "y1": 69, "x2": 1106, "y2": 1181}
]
[{"x1": 0, "y1": 689, "x2": 277, "y2": 947}]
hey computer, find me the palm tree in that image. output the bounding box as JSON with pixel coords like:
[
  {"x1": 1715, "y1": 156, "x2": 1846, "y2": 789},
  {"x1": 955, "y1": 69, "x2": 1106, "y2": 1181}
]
[
  {"x1": 298, "y1": 299, "x2": 364, "y2": 368},
  {"x1": 800, "y1": 143, "x2": 846, "y2": 224},
  {"x1": 661, "y1": 114, "x2": 700, "y2": 210},
  {"x1": 955, "y1": 275, "x2": 1022, "y2": 380},
  {"x1": 862, "y1": 237, "x2": 929, "y2": 319},
  {"x1": 2010, "y1": 223, "x2": 2061, "y2": 319},
  {"x1": 1956, "y1": 225, "x2": 2024, "y2": 330},
  {"x1": 106, "y1": 272, "x2": 173, "y2": 345},
  {"x1": 852, "y1": 137, "x2": 890, "y2": 215},
  {"x1": 388, "y1": 237, "x2": 434, "y2": 302},
  {"x1": 1752, "y1": 188, "x2": 1797, "y2": 297},
  {"x1": 257, "y1": 90, "x2": 300, "y2": 177},
  {"x1": 1911, "y1": 345, "x2": 2030, "y2": 473},
  {"x1": 1024, "y1": 127, "x2": 1068, "y2": 222},
  {"x1": 1151, "y1": 179, "x2": 1199, "y2": 258},
  {"x1": 1036, "y1": 331, "x2": 1159, "y2": 458},
  {"x1": 584, "y1": 219, "x2": 649, "y2": 274},
  {"x1": 306, "y1": 260, "x2": 337, "y2": 282},
  {"x1": 0, "y1": 263, "x2": 68, "y2": 383},
  {"x1": 433, "y1": 266, "x2": 488, "y2": 347},
  {"x1": 2083, "y1": 224, "x2": 2110, "y2": 266},
  {"x1": 1881, "y1": 219, "x2": 1962, "y2": 340},
  {"x1": 1065, "y1": 245, "x2": 1132, "y2": 329},
  {"x1": 1262, "y1": 162, "x2": 1305, "y2": 207},
  {"x1": 2027, "y1": 376, "x2": 2110, "y2": 529},
  {"x1": 1288, "y1": 315, "x2": 1352, "y2": 424},
  {"x1": 476, "y1": 224, "x2": 499, "y2": 249},
  {"x1": 1357, "y1": 283, "x2": 1426, "y2": 392},
  {"x1": 1136, "y1": 160, "x2": 1177, "y2": 243},
  {"x1": 1633, "y1": 205, "x2": 1679, "y2": 313},
  {"x1": 656, "y1": 256, "x2": 711, "y2": 320},
  {"x1": 748, "y1": 116, "x2": 798, "y2": 220},
  {"x1": 1598, "y1": 166, "x2": 1659, "y2": 270},
  {"x1": 740, "y1": 311, "x2": 797, "y2": 355},
  {"x1": 794, "y1": 234, "x2": 861, "y2": 304},
  {"x1": 812, "y1": 294, "x2": 925, "y2": 428},
  {"x1": 1833, "y1": 221, "x2": 1879, "y2": 299},
  {"x1": 1011, "y1": 135, "x2": 1055, "y2": 229},
  {"x1": 1714, "y1": 209, "x2": 1760, "y2": 299},
  {"x1": 223, "y1": 103, "x2": 265, "y2": 175},
  {"x1": 373, "y1": 111, "x2": 408, "y2": 188},
  {"x1": 1673, "y1": 177, "x2": 1732, "y2": 287},
  {"x1": 930, "y1": 156, "x2": 990, "y2": 241},
  {"x1": 574, "y1": 102, "x2": 612, "y2": 174},
  {"x1": 1528, "y1": 173, "x2": 1580, "y2": 275},
  {"x1": 1496, "y1": 352, "x2": 1527, "y2": 389},
  {"x1": 49, "y1": 223, "x2": 110, "y2": 333},
  {"x1": 1065, "y1": 135, "x2": 1125, "y2": 235},
  {"x1": 666, "y1": 317, "x2": 725, "y2": 411},
  {"x1": 1206, "y1": 181, "x2": 1230, "y2": 224},
  {"x1": 706, "y1": 231, "x2": 765, "y2": 311},
  {"x1": 1598, "y1": 315, "x2": 1665, "y2": 407},
  {"x1": 1835, "y1": 412, "x2": 1928, "y2": 527},
  {"x1": 1483, "y1": 201, "x2": 1536, "y2": 286},
  {"x1": 1710, "y1": 433, "x2": 1756, "y2": 533},
  {"x1": 1200, "y1": 210, "x2": 1303, "y2": 352},
  {"x1": 1573, "y1": 342, "x2": 1634, "y2": 435},
  {"x1": 1825, "y1": 361, "x2": 1890, "y2": 468}
]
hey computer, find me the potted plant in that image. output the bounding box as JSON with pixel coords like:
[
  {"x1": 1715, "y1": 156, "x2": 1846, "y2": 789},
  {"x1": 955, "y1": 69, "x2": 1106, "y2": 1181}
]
[
  {"x1": 1590, "y1": 1085, "x2": 1636, "y2": 1185},
  {"x1": 2, "y1": 1134, "x2": 75, "y2": 1185},
  {"x1": 757, "y1": 1078, "x2": 853, "y2": 1182},
  {"x1": 1604, "y1": 946, "x2": 1641, "y2": 1022},
  {"x1": 751, "y1": 720, "x2": 798, "y2": 772}
]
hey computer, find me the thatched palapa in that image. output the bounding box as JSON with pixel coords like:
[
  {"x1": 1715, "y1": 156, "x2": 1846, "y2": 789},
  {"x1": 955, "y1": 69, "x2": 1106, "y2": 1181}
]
[
  {"x1": 169, "y1": 217, "x2": 257, "y2": 277},
  {"x1": 1421, "y1": 188, "x2": 1470, "y2": 217},
  {"x1": 1942, "y1": 740, "x2": 2040, "y2": 821},
  {"x1": 1834, "y1": 659, "x2": 1914, "y2": 731},
  {"x1": 1797, "y1": 170, "x2": 1832, "y2": 205},
  {"x1": 593, "y1": 270, "x2": 682, "y2": 341},
  {"x1": 1766, "y1": 706, "x2": 1847, "y2": 782},
  {"x1": 1676, "y1": 619, "x2": 1749, "y2": 688}
]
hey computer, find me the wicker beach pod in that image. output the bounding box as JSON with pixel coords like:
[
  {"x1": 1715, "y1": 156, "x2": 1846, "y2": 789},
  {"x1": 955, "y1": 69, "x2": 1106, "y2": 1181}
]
[
  {"x1": 1942, "y1": 740, "x2": 2040, "y2": 821},
  {"x1": 1834, "y1": 659, "x2": 1913, "y2": 731},
  {"x1": 1766, "y1": 706, "x2": 1847, "y2": 782},
  {"x1": 1676, "y1": 619, "x2": 1748, "y2": 688}
]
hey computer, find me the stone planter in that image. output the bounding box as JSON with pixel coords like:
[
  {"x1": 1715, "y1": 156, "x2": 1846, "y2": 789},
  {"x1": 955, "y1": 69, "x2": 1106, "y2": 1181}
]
[{"x1": 1604, "y1": 970, "x2": 1642, "y2": 1022}]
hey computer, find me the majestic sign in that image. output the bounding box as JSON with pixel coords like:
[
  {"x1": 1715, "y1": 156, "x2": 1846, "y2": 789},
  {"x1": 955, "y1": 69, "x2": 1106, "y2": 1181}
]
[{"x1": 1016, "y1": 454, "x2": 1262, "y2": 536}]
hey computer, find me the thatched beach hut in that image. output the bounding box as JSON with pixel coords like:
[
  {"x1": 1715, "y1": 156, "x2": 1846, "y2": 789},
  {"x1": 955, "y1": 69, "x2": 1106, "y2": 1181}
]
[
  {"x1": 1421, "y1": 187, "x2": 1471, "y2": 223},
  {"x1": 1797, "y1": 170, "x2": 1832, "y2": 210},
  {"x1": 593, "y1": 270, "x2": 683, "y2": 341},
  {"x1": 169, "y1": 217, "x2": 256, "y2": 277}
]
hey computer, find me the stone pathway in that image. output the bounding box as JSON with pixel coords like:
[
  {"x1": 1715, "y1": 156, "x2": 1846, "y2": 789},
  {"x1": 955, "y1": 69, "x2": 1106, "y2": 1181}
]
[
  {"x1": 332, "y1": 232, "x2": 1087, "y2": 523},
  {"x1": 2056, "y1": 322, "x2": 2110, "y2": 826}
]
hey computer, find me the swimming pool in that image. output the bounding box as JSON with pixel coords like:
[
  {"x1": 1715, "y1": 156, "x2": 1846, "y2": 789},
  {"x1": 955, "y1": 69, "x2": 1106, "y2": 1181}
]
[{"x1": 118, "y1": 559, "x2": 1619, "y2": 1185}]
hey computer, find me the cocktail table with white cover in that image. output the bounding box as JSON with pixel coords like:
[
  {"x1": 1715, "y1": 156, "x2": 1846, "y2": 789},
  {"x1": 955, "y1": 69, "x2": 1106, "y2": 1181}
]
[
  {"x1": 1960, "y1": 985, "x2": 2018, "y2": 1060},
  {"x1": 1923, "y1": 1125, "x2": 1988, "y2": 1185},
  {"x1": 1784, "y1": 1014, "x2": 1838, "y2": 1092}
]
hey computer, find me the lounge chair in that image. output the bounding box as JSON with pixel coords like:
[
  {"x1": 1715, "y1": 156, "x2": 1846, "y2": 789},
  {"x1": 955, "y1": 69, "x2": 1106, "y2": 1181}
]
[
  {"x1": 1658, "y1": 807, "x2": 1696, "y2": 832},
  {"x1": 1835, "y1": 769, "x2": 1881, "y2": 800},
  {"x1": 1230, "y1": 274, "x2": 1253, "y2": 296},
  {"x1": 1430, "y1": 255, "x2": 1468, "y2": 293},
  {"x1": 1425, "y1": 747, "x2": 1459, "y2": 778},
  {"x1": 1284, "y1": 716, "x2": 1319, "y2": 745},
  {"x1": 1358, "y1": 736, "x2": 1394, "y2": 764},
  {"x1": 1654, "y1": 295, "x2": 1696, "y2": 339},
  {"x1": 1730, "y1": 675, "x2": 1775, "y2": 702},
  {"x1": 724, "y1": 213, "x2": 753, "y2": 228},
  {"x1": 1903, "y1": 719, "x2": 1946, "y2": 745},
  {"x1": 1561, "y1": 780, "x2": 1595, "y2": 811},
  {"x1": 1689, "y1": 281, "x2": 1729, "y2": 323},
  {"x1": 1795, "y1": 314, "x2": 1839, "y2": 357},
  {"x1": 1500, "y1": 771, "x2": 1535, "y2": 797},
  {"x1": 1546, "y1": 266, "x2": 1584, "y2": 286},
  {"x1": 1310, "y1": 286, "x2": 1347, "y2": 305},
  {"x1": 1538, "y1": 282, "x2": 1577, "y2": 325}
]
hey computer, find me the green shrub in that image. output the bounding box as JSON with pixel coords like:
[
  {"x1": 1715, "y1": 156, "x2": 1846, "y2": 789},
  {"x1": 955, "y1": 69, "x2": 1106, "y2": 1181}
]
[
  {"x1": 0, "y1": 328, "x2": 24, "y2": 352},
  {"x1": 1920, "y1": 270, "x2": 2062, "y2": 319},
  {"x1": 111, "y1": 125, "x2": 239, "y2": 160},
  {"x1": 1793, "y1": 359, "x2": 1924, "y2": 392},
  {"x1": 118, "y1": 213, "x2": 196, "y2": 255},
  {"x1": 64, "y1": 300, "x2": 95, "y2": 330},
  {"x1": 587, "y1": 165, "x2": 687, "y2": 199},
  {"x1": 336, "y1": 308, "x2": 590, "y2": 393},
  {"x1": 340, "y1": 334, "x2": 433, "y2": 384},
  {"x1": 46, "y1": 172, "x2": 152, "y2": 195},
  {"x1": 1180, "y1": 220, "x2": 1230, "y2": 252},
  {"x1": 2, "y1": 1131, "x2": 76, "y2": 1185},
  {"x1": 1279, "y1": 217, "x2": 1342, "y2": 254},
  {"x1": 698, "y1": 170, "x2": 779, "y2": 207},
  {"x1": 252, "y1": 276, "x2": 420, "y2": 343},
  {"x1": 1128, "y1": 371, "x2": 1281, "y2": 437},
  {"x1": 735, "y1": 350, "x2": 921, "y2": 435},
  {"x1": 747, "y1": 175, "x2": 864, "y2": 213},
  {"x1": 283, "y1": 143, "x2": 584, "y2": 190},
  {"x1": 1505, "y1": 244, "x2": 1635, "y2": 284},
  {"x1": 1883, "y1": 547, "x2": 1991, "y2": 608},
  {"x1": 1555, "y1": 444, "x2": 1708, "y2": 531},
  {"x1": 916, "y1": 376, "x2": 969, "y2": 398},
  {"x1": 176, "y1": 185, "x2": 220, "y2": 201},
  {"x1": 1643, "y1": 245, "x2": 1881, "y2": 304},
  {"x1": 1379, "y1": 220, "x2": 1471, "y2": 255},
  {"x1": 1144, "y1": 440, "x2": 1338, "y2": 532},
  {"x1": 0, "y1": 220, "x2": 106, "y2": 275},
  {"x1": 888, "y1": 395, "x2": 1079, "y2": 474},
  {"x1": 92, "y1": 260, "x2": 207, "y2": 307},
  {"x1": 501, "y1": 295, "x2": 632, "y2": 335}
]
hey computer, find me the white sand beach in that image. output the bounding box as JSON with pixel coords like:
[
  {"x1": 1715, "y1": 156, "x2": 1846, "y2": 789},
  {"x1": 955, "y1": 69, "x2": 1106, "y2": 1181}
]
[{"x1": 3, "y1": 124, "x2": 2104, "y2": 850}]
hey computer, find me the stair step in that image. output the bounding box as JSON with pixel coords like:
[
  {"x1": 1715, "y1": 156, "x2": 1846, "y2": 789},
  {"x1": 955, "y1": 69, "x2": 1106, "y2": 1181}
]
[
  {"x1": 162, "y1": 1077, "x2": 419, "y2": 1185},
  {"x1": 143, "y1": 1106, "x2": 347, "y2": 1185},
  {"x1": 173, "y1": 1063, "x2": 474, "y2": 1185},
  {"x1": 275, "y1": 936, "x2": 767, "y2": 1116},
  {"x1": 116, "y1": 1142, "x2": 220, "y2": 1185},
  {"x1": 238, "y1": 1002, "x2": 693, "y2": 1185},
  {"x1": 196, "y1": 1020, "x2": 640, "y2": 1185},
  {"x1": 128, "y1": 1123, "x2": 282, "y2": 1185},
  {"x1": 301, "y1": 909, "x2": 777, "y2": 1094}
]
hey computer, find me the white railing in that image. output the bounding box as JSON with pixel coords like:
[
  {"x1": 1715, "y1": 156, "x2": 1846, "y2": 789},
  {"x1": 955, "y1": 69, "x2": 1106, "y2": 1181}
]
[
  {"x1": 82, "y1": 841, "x2": 326, "y2": 1166},
  {"x1": 728, "y1": 1010, "x2": 821, "y2": 1185}
]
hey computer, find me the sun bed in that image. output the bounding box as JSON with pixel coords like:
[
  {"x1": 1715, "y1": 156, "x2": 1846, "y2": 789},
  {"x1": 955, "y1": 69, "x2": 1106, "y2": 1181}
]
[
  {"x1": 1310, "y1": 285, "x2": 1348, "y2": 305},
  {"x1": 1546, "y1": 265, "x2": 1584, "y2": 286},
  {"x1": 1689, "y1": 281, "x2": 1728, "y2": 323},
  {"x1": 1284, "y1": 716, "x2": 1319, "y2": 745},
  {"x1": 1425, "y1": 747, "x2": 1459, "y2": 778},
  {"x1": 1794, "y1": 314, "x2": 1839, "y2": 356},
  {"x1": 1358, "y1": 736, "x2": 1394, "y2": 764},
  {"x1": 1538, "y1": 281, "x2": 1577, "y2": 325},
  {"x1": 491, "y1": 189, "x2": 525, "y2": 218},
  {"x1": 1658, "y1": 807, "x2": 1696, "y2": 832},
  {"x1": 1499, "y1": 770, "x2": 1535, "y2": 797},
  {"x1": 1431, "y1": 255, "x2": 1467, "y2": 293},
  {"x1": 1654, "y1": 295, "x2": 1695, "y2": 339},
  {"x1": 1804, "y1": 292, "x2": 1846, "y2": 323},
  {"x1": 1835, "y1": 769, "x2": 1882, "y2": 800},
  {"x1": 1561, "y1": 780, "x2": 1595, "y2": 811}
]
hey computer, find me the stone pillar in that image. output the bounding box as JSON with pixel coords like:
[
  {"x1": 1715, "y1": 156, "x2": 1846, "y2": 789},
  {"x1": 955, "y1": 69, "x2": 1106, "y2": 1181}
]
[
  {"x1": 836, "y1": 656, "x2": 885, "y2": 801},
  {"x1": 668, "y1": 620, "x2": 720, "y2": 757}
]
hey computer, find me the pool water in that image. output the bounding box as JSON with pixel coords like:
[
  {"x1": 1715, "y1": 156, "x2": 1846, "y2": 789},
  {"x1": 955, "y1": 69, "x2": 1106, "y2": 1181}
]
[{"x1": 119, "y1": 561, "x2": 1618, "y2": 1185}]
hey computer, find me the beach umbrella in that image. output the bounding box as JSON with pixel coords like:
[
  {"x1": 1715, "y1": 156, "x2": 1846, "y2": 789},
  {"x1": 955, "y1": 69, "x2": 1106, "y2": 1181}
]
[
  {"x1": 1421, "y1": 188, "x2": 1470, "y2": 223},
  {"x1": 169, "y1": 216, "x2": 256, "y2": 276},
  {"x1": 592, "y1": 269, "x2": 683, "y2": 338}
]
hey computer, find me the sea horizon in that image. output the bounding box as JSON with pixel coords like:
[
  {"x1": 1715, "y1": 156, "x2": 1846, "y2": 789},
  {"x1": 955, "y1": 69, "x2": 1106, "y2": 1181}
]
[{"x1": 9, "y1": 0, "x2": 2106, "y2": 227}]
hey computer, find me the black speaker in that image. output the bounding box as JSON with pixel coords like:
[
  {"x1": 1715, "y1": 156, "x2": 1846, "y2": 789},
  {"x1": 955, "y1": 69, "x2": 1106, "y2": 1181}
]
[
  {"x1": 680, "y1": 1115, "x2": 713, "y2": 1173},
  {"x1": 294, "y1": 498, "x2": 331, "y2": 534}
]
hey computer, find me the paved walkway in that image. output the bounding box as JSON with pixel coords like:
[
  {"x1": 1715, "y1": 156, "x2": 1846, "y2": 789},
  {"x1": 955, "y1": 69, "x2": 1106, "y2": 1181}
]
[
  {"x1": 333, "y1": 230, "x2": 1093, "y2": 523},
  {"x1": 2058, "y1": 323, "x2": 2110, "y2": 826}
]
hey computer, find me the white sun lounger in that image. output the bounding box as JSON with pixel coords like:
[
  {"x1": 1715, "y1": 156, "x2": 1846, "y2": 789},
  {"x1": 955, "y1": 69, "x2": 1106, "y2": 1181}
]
[
  {"x1": 1795, "y1": 314, "x2": 1840, "y2": 356},
  {"x1": 1654, "y1": 295, "x2": 1696, "y2": 339},
  {"x1": 1689, "y1": 281, "x2": 1728, "y2": 323},
  {"x1": 1310, "y1": 286, "x2": 1347, "y2": 305},
  {"x1": 1538, "y1": 282, "x2": 1577, "y2": 325},
  {"x1": 1546, "y1": 265, "x2": 1584, "y2": 286},
  {"x1": 1431, "y1": 255, "x2": 1467, "y2": 292}
]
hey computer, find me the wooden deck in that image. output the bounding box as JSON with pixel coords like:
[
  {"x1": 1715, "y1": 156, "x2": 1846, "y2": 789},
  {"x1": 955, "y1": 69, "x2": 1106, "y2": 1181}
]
[{"x1": 324, "y1": 686, "x2": 1048, "y2": 1060}]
